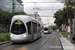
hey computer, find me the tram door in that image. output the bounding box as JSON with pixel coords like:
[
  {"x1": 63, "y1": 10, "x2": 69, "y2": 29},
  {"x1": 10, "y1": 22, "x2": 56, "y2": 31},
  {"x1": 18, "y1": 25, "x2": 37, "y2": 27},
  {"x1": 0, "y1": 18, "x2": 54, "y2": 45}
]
[{"x1": 32, "y1": 22, "x2": 37, "y2": 40}]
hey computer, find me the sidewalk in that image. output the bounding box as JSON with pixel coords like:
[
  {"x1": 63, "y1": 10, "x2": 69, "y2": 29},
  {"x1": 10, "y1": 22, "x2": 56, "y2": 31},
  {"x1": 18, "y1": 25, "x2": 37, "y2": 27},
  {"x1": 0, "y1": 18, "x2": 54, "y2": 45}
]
[{"x1": 59, "y1": 33, "x2": 75, "y2": 50}]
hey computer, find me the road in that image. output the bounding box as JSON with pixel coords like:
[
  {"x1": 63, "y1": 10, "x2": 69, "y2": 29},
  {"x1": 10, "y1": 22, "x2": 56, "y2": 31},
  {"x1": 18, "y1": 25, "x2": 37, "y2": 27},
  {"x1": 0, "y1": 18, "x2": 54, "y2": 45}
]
[{"x1": 0, "y1": 31, "x2": 62, "y2": 50}]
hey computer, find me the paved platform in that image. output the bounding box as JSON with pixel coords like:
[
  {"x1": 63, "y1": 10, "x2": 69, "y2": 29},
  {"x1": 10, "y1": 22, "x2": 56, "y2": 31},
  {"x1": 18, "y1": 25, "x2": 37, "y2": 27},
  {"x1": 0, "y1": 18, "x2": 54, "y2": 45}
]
[{"x1": 60, "y1": 37, "x2": 75, "y2": 50}]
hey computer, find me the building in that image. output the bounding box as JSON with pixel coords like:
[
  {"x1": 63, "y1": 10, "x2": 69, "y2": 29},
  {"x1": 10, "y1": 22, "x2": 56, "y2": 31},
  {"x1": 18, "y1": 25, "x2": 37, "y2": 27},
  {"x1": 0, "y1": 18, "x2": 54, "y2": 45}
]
[{"x1": 0, "y1": 0, "x2": 23, "y2": 12}]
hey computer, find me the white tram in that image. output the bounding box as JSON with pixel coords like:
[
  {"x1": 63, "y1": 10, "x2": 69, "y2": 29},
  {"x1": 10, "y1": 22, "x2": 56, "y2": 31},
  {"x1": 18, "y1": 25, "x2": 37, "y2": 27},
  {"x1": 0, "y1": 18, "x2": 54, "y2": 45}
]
[
  {"x1": 10, "y1": 15, "x2": 41, "y2": 43},
  {"x1": 43, "y1": 25, "x2": 51, "y2": 34}
]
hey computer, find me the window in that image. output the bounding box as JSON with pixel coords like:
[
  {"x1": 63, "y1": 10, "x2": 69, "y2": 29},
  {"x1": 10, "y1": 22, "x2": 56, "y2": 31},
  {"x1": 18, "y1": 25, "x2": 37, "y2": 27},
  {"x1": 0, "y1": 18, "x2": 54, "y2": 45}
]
[
  {"x1": 32, "y1": 22, "x2": 37, "y2": 34},
  {"x1": 44, "y1": 28, "x2": 48, "y2": 31},
  {"x1": 38, "y1": 24, "x2": 40, "y2": 27},
  {"x1": 38, "y1": 24, "x2": 41, "y2": 33},
  {"x1": 26, "y1": 21, "x2": 31, "y2": 34},
  {"x1": 11, "y1": 20, "x2": 26, "y2": 35}
]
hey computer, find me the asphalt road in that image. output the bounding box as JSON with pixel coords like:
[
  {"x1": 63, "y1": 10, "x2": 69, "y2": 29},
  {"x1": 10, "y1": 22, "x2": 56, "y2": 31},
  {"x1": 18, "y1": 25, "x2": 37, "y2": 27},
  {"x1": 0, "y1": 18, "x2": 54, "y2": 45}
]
[{"x1": 0, "y1": 31, "x2": 62, "y2": 50}]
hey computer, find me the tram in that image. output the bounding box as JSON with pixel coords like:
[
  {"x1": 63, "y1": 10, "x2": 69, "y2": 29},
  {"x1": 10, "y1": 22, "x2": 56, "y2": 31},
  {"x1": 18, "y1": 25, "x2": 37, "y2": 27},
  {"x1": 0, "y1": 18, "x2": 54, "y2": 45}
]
[
  {"x1": 10, "y1": 15, "x2": 41, "y2": 43},
  {"x1": 43, "y1": 25, "x2": 51, "y2": 34}
]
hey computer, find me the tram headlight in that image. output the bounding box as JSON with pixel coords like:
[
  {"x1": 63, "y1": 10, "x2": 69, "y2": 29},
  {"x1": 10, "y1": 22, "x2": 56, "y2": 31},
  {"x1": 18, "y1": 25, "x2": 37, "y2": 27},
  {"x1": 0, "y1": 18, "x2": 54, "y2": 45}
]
[
  {"x1": 23, "y1": 34, "x2": 26, "y2": 37},
  {"x1": 11, "y1": 34, "x2": 13, "y2": 37}
]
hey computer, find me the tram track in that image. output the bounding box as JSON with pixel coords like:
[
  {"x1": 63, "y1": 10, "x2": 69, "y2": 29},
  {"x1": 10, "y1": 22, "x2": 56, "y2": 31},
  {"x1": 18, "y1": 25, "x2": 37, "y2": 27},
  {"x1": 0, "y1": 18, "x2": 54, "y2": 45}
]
[
  {"x1": 36, "y1": 36, "x2": 50, "y2": 50},
  {"x1": 12, "y1": 34, "x2": 51, "y2": 50},
  {"x1": 0, "y1": 41, "x2": 11, "y2": 45},
  {"x1": 0, "y1": 34, "x2": 46, "y2": 50},
  {"x1": 0, "y1": 32, "x2": 62, "y2": 50},
  {"x1": 0, "y1": 42, "x2": 12, "y2": 48}
]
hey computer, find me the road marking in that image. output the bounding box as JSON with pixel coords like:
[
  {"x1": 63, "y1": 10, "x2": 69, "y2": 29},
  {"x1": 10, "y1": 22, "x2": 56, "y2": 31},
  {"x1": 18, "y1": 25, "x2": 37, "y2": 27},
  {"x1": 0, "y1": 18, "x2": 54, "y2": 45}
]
[
  {"x1": 49, "y1": 46, "x2": 62, "y2": 48},
  {"x1": 41, "y1": 40, "x2": 47, "y2": 46},
  {"x1": 36, "y1": 37, "x2": 50, "y2": 50},
  {"x1": 14, "y1": 47, "x2": 18, "y2": 50},
  {"x1": 41, "y1": 37, "x2": 50, "y2": 46}
]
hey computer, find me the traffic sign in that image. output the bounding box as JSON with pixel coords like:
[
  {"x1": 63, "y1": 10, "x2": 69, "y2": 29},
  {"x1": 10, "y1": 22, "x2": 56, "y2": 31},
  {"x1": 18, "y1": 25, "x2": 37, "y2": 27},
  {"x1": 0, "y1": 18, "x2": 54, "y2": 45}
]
[{"x1": 35, "y1": 12, "x2": 38, "y2": 14}]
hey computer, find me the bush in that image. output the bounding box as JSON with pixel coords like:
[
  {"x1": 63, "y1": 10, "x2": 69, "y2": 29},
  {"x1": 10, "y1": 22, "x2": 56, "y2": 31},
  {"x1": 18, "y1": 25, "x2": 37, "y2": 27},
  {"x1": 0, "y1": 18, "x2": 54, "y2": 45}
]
[
  {"x1": 0, "y1": 33, "x2": 10, "y2": 42},
  {"x1": 59, "y1": 32, "x2": 68, "y2": 38},
  {"x1": 60, "y1": 32, "x2": 73, "y2": 38}
]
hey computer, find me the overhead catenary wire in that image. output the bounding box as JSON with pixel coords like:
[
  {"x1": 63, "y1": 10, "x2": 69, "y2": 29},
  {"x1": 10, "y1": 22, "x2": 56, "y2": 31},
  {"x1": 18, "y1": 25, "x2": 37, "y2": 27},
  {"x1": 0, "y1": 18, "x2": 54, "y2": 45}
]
[
  {"x1": 28, "y1": 1, "x2": 63, "y2": 17},
  {"x1": 25, "y1": 2, "x2": 59, "y2": 3},
  {"x1": 30, "y1": 0, "x2": 39, "y2": 14},
  {"x1": 31, "y1": 0, "x2": 37, "y2": 7}
]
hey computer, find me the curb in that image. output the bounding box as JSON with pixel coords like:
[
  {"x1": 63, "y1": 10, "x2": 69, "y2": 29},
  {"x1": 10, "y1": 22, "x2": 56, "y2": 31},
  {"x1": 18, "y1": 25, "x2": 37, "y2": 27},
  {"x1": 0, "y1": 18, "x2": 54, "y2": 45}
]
[
  {"x1": 59, "y1": 33, "x2": 64, "y2": 50},
  {"x1": 59, "y1": 37, "x2": 63, "y2": 50},
  {"x1": 59, "y1": 33, "x2": 63, "y2": 37},
  {"x1": 60, "y1": 37, "x2": 75, "y2": 50},
  {"x1": 0, "y1": 41, "x2": 11, "y2": 45},
  {"x1": 59, "y1": 33, "x2": 75, "y2": 50}
]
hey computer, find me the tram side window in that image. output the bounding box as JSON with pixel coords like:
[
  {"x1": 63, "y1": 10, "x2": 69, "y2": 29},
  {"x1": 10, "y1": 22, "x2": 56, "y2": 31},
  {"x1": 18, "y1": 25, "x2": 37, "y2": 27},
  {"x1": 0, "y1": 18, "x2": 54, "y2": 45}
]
[
  {"x1": 38, "y1": 24, "x2": 40, "y2": 27},
  {"x1": 26, "y1": 21, "x2": 31, "y2": 34},
  {"x1": 38, "y1": 24, "x2": 41, "y2": 33},
  {"x1": 32, "y1": 22, "x2": 37, "y2": 34}
]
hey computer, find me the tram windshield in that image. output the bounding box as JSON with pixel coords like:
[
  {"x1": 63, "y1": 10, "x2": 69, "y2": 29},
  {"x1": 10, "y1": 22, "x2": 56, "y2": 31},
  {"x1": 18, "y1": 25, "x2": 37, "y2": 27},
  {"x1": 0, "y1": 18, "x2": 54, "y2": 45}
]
[
  {"x1": 44, "y1": 28, "x2": 48, "y2": 31},
  {"x1": 11, "y1": 20, "x2": 26, "y2": 35}
]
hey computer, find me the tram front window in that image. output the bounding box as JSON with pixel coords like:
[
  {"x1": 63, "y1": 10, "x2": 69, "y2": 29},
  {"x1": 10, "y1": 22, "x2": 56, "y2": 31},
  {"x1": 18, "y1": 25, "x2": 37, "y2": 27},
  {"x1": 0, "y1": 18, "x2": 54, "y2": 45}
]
[
  {"x1": 11, "y1": 20, "x2": 26, "y2": 35},
  {"x1": 44, "y1": 28, "x2": 48, "y2": 31}
]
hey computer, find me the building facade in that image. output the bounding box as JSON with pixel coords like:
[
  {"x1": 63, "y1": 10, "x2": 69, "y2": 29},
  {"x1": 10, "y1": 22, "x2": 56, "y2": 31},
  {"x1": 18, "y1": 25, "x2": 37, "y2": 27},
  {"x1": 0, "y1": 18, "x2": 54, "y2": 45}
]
[{"x1": 0, "y1": 0, "x2": 23, "y2": 12}]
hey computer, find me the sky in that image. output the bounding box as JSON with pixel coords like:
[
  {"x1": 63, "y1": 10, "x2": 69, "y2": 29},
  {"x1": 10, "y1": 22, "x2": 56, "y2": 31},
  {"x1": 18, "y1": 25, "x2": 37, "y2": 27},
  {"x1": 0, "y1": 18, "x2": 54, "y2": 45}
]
[{"x1": 21, "y1": 0, "x2": 64, "y2": 26}]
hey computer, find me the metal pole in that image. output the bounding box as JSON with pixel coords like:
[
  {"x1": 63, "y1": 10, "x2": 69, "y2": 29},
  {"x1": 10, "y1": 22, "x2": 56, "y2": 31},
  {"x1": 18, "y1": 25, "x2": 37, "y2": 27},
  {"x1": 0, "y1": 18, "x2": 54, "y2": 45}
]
[
  {"x1": 66, "y1": 0, "x2": 68, "y2": 25},
  {"x1": 33, "y1": 8, "x2": 36, "y2": 19},
  {"x1": 72, "y1": 0, "x2": 75, "y2": 40},
  {"x1": 64, "y1": 0, "x2": 68, "y2": 38},
  {"x1": 74, "y1": 10, "x2": 75, "y2": 36},
  {"x1": 74, "y1": 0, "x2": 75, "y2": 36},
  {"x1": 35, "y1": 14, "x2": 36, "y2": 19},
  {"x1": 22, "y1": 4, "x2": 24, "y2": 14},
  {"x1": 22, "y1": 4, "x2": 24, "y2": 12},
  {"x1": 66, "y1": 0, "x2": 69, "y2": 38},
  {"x1": 33, "y1": 8, "x2": 39, "y2": 19}
]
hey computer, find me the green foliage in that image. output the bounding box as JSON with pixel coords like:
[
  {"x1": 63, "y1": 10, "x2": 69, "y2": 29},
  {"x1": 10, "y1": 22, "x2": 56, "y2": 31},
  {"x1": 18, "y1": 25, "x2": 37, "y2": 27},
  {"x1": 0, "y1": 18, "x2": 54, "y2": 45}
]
[
  {"x1": 60, "y1": 32, "x2": 68, "y2": 38},
  {"x1": 0, "y1": 33, "x2": 10, "y2": 42},
  {"x1": 65, "y1": 2, "x2": 75, "y2": 7},
  {"x1": 50, "y1": 26, "x2": 57, "y2": 30},
  {"x1": 54, "y1": 10, "x2": 64, "y2": 27},
  {"x1": 56, "y1": 0, "x2": 74, "y2": 28},
  {"x1": 57, "y1": 0, "x2": 73, "y2": 3},
  {"x1": 59, "y1": 32, "x2": 73, "y2": 38},
  {"x1": 0, "y1": 8, "x2": 27, "y2": 31},
  {"x1": 54, "y1": 7, "x2": 74, "y2": 27}
]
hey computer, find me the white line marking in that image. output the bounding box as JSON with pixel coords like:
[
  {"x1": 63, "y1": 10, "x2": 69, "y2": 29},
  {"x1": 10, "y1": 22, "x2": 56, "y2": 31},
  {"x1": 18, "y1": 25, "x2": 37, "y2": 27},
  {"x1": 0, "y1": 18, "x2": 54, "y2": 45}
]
[
  {"x1": 14, "y1": 47, "x2": 18, "y2": 50},
  {"x1": 41, "y1": 37, "x2": 49, "y2": 46}
]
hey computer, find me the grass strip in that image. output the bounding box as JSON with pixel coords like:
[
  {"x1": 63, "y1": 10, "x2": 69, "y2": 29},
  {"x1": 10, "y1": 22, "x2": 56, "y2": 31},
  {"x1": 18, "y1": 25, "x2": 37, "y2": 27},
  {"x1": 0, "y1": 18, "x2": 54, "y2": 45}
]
[
  {"x1": 59, "y1": 32, "x2": 73, "y2": 38},
  {"x1": 0, "y1": 33, "x2": 10, "y2": 43},
  {"x1": 60, "y1": 32, "x2": 68, "y2": 38}
]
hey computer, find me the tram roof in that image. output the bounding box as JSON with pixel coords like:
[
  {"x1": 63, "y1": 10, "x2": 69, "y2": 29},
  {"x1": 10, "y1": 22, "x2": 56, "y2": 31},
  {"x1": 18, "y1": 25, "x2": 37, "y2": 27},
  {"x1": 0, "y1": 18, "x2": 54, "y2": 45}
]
[{"x1": 12, "y1": 15, "x2": 40, "y2": 23}]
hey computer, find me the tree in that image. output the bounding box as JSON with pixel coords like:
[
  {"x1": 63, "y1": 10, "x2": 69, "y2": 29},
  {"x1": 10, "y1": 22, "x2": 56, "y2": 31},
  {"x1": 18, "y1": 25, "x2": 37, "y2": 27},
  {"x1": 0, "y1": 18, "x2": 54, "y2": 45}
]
[
  {"x1": 0, "y1": 8, "x2": 27, "y2": 32},
  {"x1": 57, "y1": 0, "x2": 73, "y2": 3},
  {"x1": 54, "y1": 10, "x2": 64, "y2": 27},
  {"x1": 54, "y1": 7, "x2": 74, "y2": 28}
]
